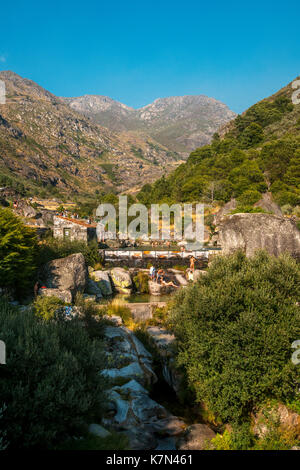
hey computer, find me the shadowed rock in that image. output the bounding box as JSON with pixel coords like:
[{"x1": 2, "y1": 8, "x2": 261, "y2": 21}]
[{"x1": 177, "y1": 424, "x2": 216, "y2": 450}]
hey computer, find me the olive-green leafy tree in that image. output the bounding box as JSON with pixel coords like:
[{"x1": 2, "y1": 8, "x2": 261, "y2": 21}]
[
  {"x1": 0, "y1": 298, "x2": 108, "y2": 449},
  {"x1": 0, "y1": 208, "x2": 37, "y2": 294},
  {"x1": 168, "y1": 251, "x2": 300, "y2": 424}
]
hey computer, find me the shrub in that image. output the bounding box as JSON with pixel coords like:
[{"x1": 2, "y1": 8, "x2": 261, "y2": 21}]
[
  {"x1": 57, "y1": 431, "x2": 128, "y2": 450},
  {"x1": 133, "y1": 271, "x2": 149, "y2": 293},
  {"x1": 34, "y1": 295, "x2": 66, "y2": 321},
  {"x1": 168, "y1": 251, "x2": 300, "y2": 424},
  {"x1": 0, "y1": 208, "x2": 37, "y2": 294},
  {"x1": 237, "y1": 189, "x2": 261, "y2": 206},
  {"x1": 74, "y1": 293, "x2": 105, "y2": 340},
  {"x1": 106, "y1": 298, "x2": 132, "y2": 325},
  {"x1": 0, "y1": 298, "x2": 108, "y2": 449},
  {"x1": 37, "y1": 237, "x2": 101, "y2": 269}
]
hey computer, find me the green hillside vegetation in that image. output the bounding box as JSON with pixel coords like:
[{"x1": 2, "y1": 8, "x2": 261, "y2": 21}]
[
  {"x1": 168, "y1": 250, "x2": 300, "y2": 449},
  {"x1": 138, "y1": 78, "x2": 300, "y2": 212}
]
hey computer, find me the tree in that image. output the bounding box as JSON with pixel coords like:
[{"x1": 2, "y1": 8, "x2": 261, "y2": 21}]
[
  {"x1": 0, "y1": 298, "x2": 108, "y2": 449},
  {"x1": 0, "y1": 208, "x2": 37, "y2": 294},
  {"x1": 239, "y1": 123, "x2": 264, "y2": 148},
  {"x1": 168, "y1": 251, "x2": 300, "y2": 424}
]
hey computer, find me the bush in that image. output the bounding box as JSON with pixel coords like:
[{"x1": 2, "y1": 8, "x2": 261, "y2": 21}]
[
  {"x1": 37, "y1": 237, "x2": 100, "y2": 268},
  {"x1": 106, "y1": 298, "x2": 132, "y2": 325},
  {"x1": 0, "y1": 298, "x2": 108, "y2": 449},
  {"x1": 0, "y1": 208, "x2": 37, "y2": 294},
  {"x1": 34, "y1": 295, "x2": 66, "y2": 321},
  {"x1": 133, "y1": 271, "x2": 149, "y2": 293},
  {"x1": 237, "y1": 189, "x2": 261, "y2": 206},
  {"x1": 58, "y1": 431, "x2": 128, "y2": 450},
  {"x1": 168, "y1": 251, "x2": 300, "y2": 424},
  {"x1": 74, "y1": 293, "x2": 105, "y2": 339}
]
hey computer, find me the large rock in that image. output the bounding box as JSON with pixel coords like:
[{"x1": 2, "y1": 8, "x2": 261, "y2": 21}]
[
  {"x1": 254, "y1": 192, "x2": 282, "y2": 216},
  {"x1": 131, "y1": 395, "x2": 168, "y2": 422},
  {"x1": 148, "y1": 281, "x2": 173, "y2": 296},
  {"x1": 146, "y1": 416, "x2": 186, "y2": 436},
  {"x1": 214, "y1": 198, "x2": 237, "y2": 225},
  {"x1": 253, "y1": 404, "x2": 300, "y2": 439},
  {"x1": 146, "y1": 327, "x2": 183, "y2": 395},
  {"x1": 38, "y1": 287, "x2": 72, "y2": 303},
  {"x1": 174, "y1": 273, "x2": 188, "y2": 286},
  {"x1": 92, "y1": 270, "x2": 112, "y2": 296},
  {"x1": 146, "y1": 327, "x2": 176, "y2": 356},
  {"x1": 219, "y1": 213, "x2": 300, "y2": 258},
  {"x1": 110, "y1": 268, "x2": 132, "y2": 293},
  {"x1": 122, "y1": 426, "x2": 157, "y2": 450},
  {"x1": 88, "y1": 423, "x2": 111, "y2": 438},
  {"x1": 42, "y1": 253, "x2": 88, "y2": 300},
  {"x1": 177, "y1": 424, "x2": 216, "y2": 450},
  {"x1": 86, "y1": 278, "x2": 103, "y2": 299}
]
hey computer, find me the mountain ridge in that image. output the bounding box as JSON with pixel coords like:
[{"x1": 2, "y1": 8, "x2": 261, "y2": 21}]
[
  {"x1": 0, "y1": 71, "x2": 181, "y2": 198},
  {"x1": 62, "y1": 93, "x2": 236, "y2": 154},
  {"x1": 137, "y1": 76, "x2": 300, "y2": 211}
]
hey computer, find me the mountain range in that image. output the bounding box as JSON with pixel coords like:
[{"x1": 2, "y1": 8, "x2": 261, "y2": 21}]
[
  {"x1": 0, "y1": 71, "x2": 235, "y2": 198},
  {"x1": 137, "y1": 75, "x2": 300, "y2": 210},
  {"x1": 63, "y1": 94, "x2": 236, "y2": 154}
]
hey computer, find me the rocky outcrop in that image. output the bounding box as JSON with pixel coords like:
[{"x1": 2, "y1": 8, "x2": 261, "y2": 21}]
[
  {"x1": 110, "y1": 268, "x2": 132, "y2": 293},
  {"x1": 254, "y1": 192, "x2": 282, "y2": 216},
  {"x1": 253, "y1": 404, "x2": 300, "y2": 439},
  {"x1": 177, "y1": 424, "x2": 216, "y2": 450},
  {"x1": 148, "y1": 281, "x2": 174, "y2": 296},
  {"x1": 214, "y1": 198, "x2": 237, "y2": 225},
  {"x1": 100, "y1": 324, "x2": 190, "y2": 450},
  {"x1": 42, "y1": 253, "x2": 88, "y2": 300},
  {"x1": 64, "y1": 94, "x2": 236, "y2": 154},
  {"x1": 219, "y1": 213, "x2": 300, "y2": 258},
  {"x1": 146, "y1": 326, "x2": 183, "y2": 396},
  {"x1": 38, "y1": 287, "x2": 72, "y2": 303},
  {"x1": 85, "y1": 279, "x2": 103, "y2": 300},
  {"x1": 88, "y1": 423, "x2": 111, "y2": 438},
  {"x1": 92, "y1": 270, "x2": 113, "y2": 296}
]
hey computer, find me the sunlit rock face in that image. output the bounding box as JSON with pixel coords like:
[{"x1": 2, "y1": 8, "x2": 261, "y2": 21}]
[{"x1": 219, "y1": 213, "x2": 300, "y2": 258}]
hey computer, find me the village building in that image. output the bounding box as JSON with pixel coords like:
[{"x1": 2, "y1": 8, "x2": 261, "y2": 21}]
[{"x1": 53, "y1": 215, "x2": 97, "y2": 243}]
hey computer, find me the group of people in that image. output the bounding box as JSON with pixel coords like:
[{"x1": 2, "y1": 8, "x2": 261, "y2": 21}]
[
  {"x1": 149, "y1": 266, "x2": 179, "y2": 288},
  {"x1": 149, "y1": 256, "x2": 196, "y2": 287}
]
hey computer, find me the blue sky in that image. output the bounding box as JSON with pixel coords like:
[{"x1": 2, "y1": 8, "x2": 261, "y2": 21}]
[{"x1": 0, "y1": 0, "x2": 299, "y2": 113}]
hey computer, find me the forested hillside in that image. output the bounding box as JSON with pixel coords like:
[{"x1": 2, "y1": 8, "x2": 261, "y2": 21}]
[{"x1": 138, "y1": 77, "x2": 300, "y2": 213}]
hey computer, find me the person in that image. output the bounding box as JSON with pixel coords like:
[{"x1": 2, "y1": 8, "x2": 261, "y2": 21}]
[
  {"x1": 160, "y1": 271, "x2": 179, "y2": 288},
  {"x1": 149, "y1": 265, "x2": 156, "y2": 281},
  {"x1": 190, "y1": 256, "x2": 195, "y2": 273},
  {"x1": 34, "y1": 280, "x2": 41, "y2": 298},
  {"x1": 157, "y1": 268, "x2": 164, "y2": 284}
]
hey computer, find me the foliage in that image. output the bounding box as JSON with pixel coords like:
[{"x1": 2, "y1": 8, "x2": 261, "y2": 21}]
[
  {"x1": 105, "y1": 298, "x2": 132, "y2": 326},
  {"x1": 0, "y1": 298, "x2": 108, "y2": 449},
  {"x1": 0, "y1": 208, "x2": 38, "y2": 294},
  {"x1": 230, "y1": 206, "x2": 268, "y2": 214},
  {"x1": 57, "y1": 431, "x2": 129, "y2": 450},
  {"x1": 133, "y1": 271, "x2": 149, "y2": 293},
  {"x1": 56, "y1": 204, "x2": 65, "y2": 213},
  {"x1": 74, "y1": 293, "x2": 106, "y2": 340},
  {"x1": 168, "y1": 251, "x2": 300, "y2": 424},
  {"x1": 208, "y1": 430, "x2": 233, "y2": 450},
  {"x1": 34, "y1": 295, "x2": 66, "y2": 321},
  {"x1": 37, "y1": 236, "x2": 100, "y2": 268},
  {"x1": 137, "y1": 93, "x2": 300, "y2": 209}
]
